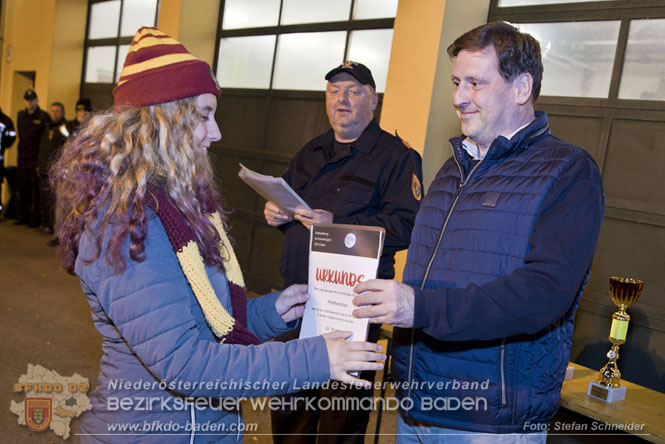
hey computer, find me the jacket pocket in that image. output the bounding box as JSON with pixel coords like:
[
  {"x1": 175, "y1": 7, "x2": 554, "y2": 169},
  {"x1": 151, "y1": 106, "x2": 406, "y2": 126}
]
[{"x1": 335, "y1": 178, "x2": 375, "y2": 205}]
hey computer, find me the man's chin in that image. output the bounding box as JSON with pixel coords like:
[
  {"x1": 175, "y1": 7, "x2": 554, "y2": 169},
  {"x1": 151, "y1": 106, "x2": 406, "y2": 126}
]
[
  {"x1": 333, "y1": 117, "x2": 354, "y2": 126},
  {"x1": 460, "y1": 124, "x2": 475, "y2": 138},
  {"x1": 332, "y1": 121, "x2": 355, "y2": 132}
]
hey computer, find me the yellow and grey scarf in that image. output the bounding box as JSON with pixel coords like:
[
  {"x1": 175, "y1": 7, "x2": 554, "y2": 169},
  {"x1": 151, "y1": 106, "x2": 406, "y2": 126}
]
[{"x1": 146, "y1": 184, "x2": 260, "y2": 345}]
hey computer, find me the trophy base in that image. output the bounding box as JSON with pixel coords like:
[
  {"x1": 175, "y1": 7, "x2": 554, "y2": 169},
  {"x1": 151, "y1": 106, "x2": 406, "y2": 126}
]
[
  {"x1": 588, "y1": 382, "x2": 626, "y2": 402},
  {"x1": 565, "y1": 365, "x2": 574, "y2": 381}
]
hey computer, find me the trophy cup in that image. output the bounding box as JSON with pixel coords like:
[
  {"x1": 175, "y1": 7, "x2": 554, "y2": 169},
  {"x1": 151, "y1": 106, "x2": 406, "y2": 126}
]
[{"x1": 587, "y1": 276, "x2": 643, "y2": 403}]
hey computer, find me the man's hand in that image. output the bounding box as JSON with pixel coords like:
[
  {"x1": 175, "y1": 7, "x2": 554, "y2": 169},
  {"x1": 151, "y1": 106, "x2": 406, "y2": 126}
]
[
  {"x1": 294, "y1": 208, "x2": 333, "y2": 230},
  {"x1": 275, "y1": 284, "x2": 309, "y2": 323},
  {"x1": 264, "y1": 201, "x2": 293, "y2": 226},
  {"x1": 352, "y1": 279, "x2": 415, "y2": 328}
]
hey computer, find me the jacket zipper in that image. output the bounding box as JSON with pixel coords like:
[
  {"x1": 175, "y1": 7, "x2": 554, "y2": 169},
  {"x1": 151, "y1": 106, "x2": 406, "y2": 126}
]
[
  {"x1": 406, "y1": 144, "x2": 486, "y2": 405},
  {"x1": 500, "y1": 338, "x2": 507, "y2": 406},
  {"x1": 406, "y1": 127, "x2": 551, "y2": 409}
]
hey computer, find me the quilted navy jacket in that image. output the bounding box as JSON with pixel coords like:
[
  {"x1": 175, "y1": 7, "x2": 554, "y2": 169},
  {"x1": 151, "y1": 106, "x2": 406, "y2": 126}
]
[
  {"x1": 75, "y1": 211, "x2": 330, "y2": 443},
  {"x1": 392, "y1": 112, "x2": 604, "y2": 433}
]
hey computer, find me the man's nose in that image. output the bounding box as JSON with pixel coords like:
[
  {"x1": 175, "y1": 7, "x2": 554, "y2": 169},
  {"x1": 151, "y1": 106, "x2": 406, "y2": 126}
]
[
  {"x1": 452, "y1": 85, "x2": 468, "y2": 109},
  {"x1": 337, "y1": 90, "x2": 350, "y2": 105}
]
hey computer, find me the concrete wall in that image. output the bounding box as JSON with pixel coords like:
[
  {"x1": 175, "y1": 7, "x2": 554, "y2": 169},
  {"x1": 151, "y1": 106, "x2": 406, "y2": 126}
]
[
  {"x1": 47, "y1": 0, "x2": 87, "y2": 119},
  {"x1": 1, "y1": 0, "x2": 57, "y2": 166},
  {"x1": 176, "y1": 0, "x2": 219, "y2": 65},
  {"x1": 157, "y1": 0, "x2": 182, "y2": 38}
]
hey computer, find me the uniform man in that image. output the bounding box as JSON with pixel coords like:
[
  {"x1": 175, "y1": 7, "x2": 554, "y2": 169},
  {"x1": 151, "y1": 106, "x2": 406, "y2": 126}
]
[
  {"x1": 69, "y1": 97, "x2": 92, "y2": 133},
  {"x1": 265, "y1": 61, "x2": 423, "y2": 442},
  {"x1": 353, "y1": 22, "x2": 604, "y2": 443},
  {"x1": 0, "y1": 107, "x2": 17, "y2": 215},
  {"x1": 16, "y1": 89, "x2": 49, "y2": 226},
  {"x1": 37, "y1": 102, "x2": 70, "y2": 237}
]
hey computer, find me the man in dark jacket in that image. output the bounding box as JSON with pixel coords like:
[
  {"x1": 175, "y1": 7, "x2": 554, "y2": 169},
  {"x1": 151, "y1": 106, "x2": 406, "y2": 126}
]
[
  {"x1": 16, "y1": 89, "x2": 49, "y2": 226},
  {"x1": 69, "y1": 97, "x2": 92, "y2": 134},
  {"x1": 353, "y1": 23, "x2": 604, "y2": 442},
  {"x1": 0, "y1": 107, "x2": 17, "y2": 215},
  {"x1": 37, "y1": 102, "x2": 69, "y2": 237},
  {"x1": 265, "y1": 62, "x2": 423, "y2": 443}
]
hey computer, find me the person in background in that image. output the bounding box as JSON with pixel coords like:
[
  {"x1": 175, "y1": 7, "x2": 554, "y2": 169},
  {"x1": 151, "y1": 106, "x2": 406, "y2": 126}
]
[
  {"x1": 353, "y1": 22, "x2": 604, "y2": 443},
  {"x1": 16, "y1": 89, "x2": 49, "y2": 227},
  {"x1": 0, "y1": 107, "x2": 17, "y2": 217},
  {"x1": 265, "y1": 61, "x2": 423, "y2": 443},
  {"x1": 38, "y1": 101, "x2": 69, "y2": 240},
  {"x1": 69, "y1": 97, "x2": 92, "y2": 133},
  {"x1": 51, "y1": 27, "x2": 384, "y2": 443}
]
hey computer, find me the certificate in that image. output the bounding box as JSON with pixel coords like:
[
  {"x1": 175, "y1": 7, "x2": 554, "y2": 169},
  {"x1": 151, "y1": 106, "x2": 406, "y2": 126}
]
[
  {"x1": 237, "y1": 163, "x2": 311, "y2": 216},
  {"x1": 299, "y1": 224, "x2": 385, "y2": 342}
]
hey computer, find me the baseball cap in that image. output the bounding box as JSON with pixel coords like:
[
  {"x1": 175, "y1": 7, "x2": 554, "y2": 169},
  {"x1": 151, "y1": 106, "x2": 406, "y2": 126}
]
[
  {"x1": 24, "y1": 89, "x2": 37, "y2": 101},
  {"x1": 325, "y1": 61, "x2": 376, "y2": 90}
]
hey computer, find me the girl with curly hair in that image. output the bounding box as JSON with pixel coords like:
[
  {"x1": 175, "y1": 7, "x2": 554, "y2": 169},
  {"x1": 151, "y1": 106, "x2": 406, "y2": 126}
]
[{"x1": 51, "y1": 27, "x2": 384, "y2": 443}]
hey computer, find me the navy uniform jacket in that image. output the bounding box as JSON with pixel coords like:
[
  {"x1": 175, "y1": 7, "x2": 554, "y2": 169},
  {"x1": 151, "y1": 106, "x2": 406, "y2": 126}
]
[
  {"x1": 17, "y1": 107, "x2": 50, "y2": 169},
  {"x1": 280, "y1": 118, "x2": 423, "y2": 286},
  {"x1": 37, "y1": 118, "x2": 71, "y2": 173}
]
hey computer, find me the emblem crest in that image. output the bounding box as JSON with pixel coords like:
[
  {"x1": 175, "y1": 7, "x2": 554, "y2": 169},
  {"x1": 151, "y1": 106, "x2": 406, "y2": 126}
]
[
  {"x1": 25, "y1": 398, "x2": 52, "y2": 432},
  {"x1": 412, "y1": 173, "x2": 422, "y2": 202}
]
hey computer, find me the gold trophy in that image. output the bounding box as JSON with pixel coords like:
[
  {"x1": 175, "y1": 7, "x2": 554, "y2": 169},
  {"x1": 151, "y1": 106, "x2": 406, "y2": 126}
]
[{"x1": 587, "y1": 276, "x2": 643, "y2": 402}]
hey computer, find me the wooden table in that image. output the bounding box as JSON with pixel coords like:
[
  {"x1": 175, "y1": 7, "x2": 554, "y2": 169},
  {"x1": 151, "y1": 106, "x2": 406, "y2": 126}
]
[{"x1": 560, "y1": 363, "x2": 665, "y2": 443}]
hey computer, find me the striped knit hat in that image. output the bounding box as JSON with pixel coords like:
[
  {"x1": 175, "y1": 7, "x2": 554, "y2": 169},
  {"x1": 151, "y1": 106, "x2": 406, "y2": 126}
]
[{"x1": 113, "y1": 27, "x2": 221, "y2": 110}]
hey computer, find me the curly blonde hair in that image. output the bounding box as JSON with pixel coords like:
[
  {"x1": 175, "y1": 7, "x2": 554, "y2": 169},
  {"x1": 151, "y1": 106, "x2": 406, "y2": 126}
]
[{"x1": 51, "y1": 96, "x2": 227, "y2": 274}]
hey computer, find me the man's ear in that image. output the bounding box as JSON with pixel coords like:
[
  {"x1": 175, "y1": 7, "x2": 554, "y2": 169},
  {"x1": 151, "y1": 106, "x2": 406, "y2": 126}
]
[
  {"x1": 371, "y1": 91, "x2": 379, "y2": 111},
  {"x1": 514, "y1": 72, "x2": 533, "y2": 106}
]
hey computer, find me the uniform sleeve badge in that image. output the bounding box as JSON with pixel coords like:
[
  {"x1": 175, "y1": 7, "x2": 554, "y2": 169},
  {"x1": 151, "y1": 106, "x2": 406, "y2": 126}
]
[{"x1": 412, "y1": 173, "x2": 422, "y2": 202}]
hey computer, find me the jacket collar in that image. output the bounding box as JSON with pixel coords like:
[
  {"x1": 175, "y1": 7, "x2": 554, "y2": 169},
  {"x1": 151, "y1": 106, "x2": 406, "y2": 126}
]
[
  {"x1": 450, "y1": 111, "x2": 550, "y2": 170},
  {"x1": 313, "y1": 118, "x2": 381, "y2": 155}
]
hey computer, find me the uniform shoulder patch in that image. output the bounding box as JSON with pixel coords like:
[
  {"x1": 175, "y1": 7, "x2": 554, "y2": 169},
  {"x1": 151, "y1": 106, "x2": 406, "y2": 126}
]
[
  {"x1": 412, "y1": 173, "x2": 422, "y2": 202},
  {"x1": 394, "y1": 130, "x2": 414, "y2": 150}
]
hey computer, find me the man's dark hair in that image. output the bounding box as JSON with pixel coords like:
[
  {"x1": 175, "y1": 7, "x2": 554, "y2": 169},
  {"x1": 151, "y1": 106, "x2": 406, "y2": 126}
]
[
  {"x1": 447, "y1": 21, "x2": 543, "y2": 102},
  {"x1": 51, "y1": 102, "x2": 65, "y2": 113}
]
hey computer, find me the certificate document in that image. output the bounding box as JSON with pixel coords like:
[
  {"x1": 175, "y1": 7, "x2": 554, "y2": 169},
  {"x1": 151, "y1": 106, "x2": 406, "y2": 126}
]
[{"x1": 299, "y1": 224, "x2": 385, "y2": 342}]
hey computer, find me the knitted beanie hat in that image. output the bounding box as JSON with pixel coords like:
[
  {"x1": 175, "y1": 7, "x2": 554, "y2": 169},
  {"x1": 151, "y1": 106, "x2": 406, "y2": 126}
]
[{"x1": 113, "y1": 27, "x2": 221, "y2": 110}]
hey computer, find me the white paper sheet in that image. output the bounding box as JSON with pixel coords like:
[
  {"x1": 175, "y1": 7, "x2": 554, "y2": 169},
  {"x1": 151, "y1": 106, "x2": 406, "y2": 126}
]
[{"x1": 237, "y1": 163, "x2": 311, "y2": 215}]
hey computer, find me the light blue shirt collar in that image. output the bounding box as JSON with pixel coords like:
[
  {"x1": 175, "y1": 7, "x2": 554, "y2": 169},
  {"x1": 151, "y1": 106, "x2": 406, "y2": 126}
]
[{"x1": 461, "y1": 121, "x2": 533, "y2": 160}]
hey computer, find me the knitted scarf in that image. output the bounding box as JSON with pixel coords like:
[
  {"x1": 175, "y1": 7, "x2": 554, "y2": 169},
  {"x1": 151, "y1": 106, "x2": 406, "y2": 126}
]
[{"x1": 146, "y1": 184, "x2": 261, "y2": 345}]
